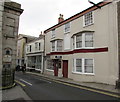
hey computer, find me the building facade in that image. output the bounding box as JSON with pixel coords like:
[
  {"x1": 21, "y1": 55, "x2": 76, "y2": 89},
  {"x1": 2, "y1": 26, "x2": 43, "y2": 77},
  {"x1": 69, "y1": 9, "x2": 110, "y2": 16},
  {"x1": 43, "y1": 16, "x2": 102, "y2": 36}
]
[
  {"x1": 44, "y1": 0, "x2": 120, "y2": 86},
  {"x1": 25, "y1": 35, "x2": 45, "y2": 73},
  {"x1": 2, "y1": 1, "x2": 23, "y2": 71},
  {"x1": 17, "y1": 34, "x2": 37, "y2": 67},
  {"x1": 0, "y1": 0, "x2": 23, "y2": 89}
]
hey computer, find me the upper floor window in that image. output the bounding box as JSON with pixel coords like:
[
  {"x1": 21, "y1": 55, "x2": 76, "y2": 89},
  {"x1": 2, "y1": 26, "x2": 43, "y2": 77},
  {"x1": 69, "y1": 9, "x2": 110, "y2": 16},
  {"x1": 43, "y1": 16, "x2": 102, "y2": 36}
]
[
  {"x1": 85, "y1": 33, "x2": 93, "y2": 47},
  {"x1": 52, "y1": 29, "x2": 55, "y2": 38},
  {"x1": 76, "y1": 35, "x2": 82, "y2": 48},
  {"x1": 35, "y1": 42, "x2": 38, "y2": 50},
  {"x1": 84, "y1": 11, "x2": 94, "y2": 27},
  {"x1": 39, "y1": 43, "x2": 41, "y2": 50},
  {"x1": 30, "y1": 45, "x2": 32, "y2": 52},
  {"x1": 64, "y1": 22, "x2": 70, "y2": 33},
  {"x1": 51, "y1": 40, "x2": 63, "y2": 52},
  {"x1": 52, "y1": 41, "x2": 55, "y2": 52},
  {"x1": 73, "y1": 32, "x2": 93, "y2": 49},
  {"x1": 57, "y1": 40, "x2": 62, "y2": 51}
]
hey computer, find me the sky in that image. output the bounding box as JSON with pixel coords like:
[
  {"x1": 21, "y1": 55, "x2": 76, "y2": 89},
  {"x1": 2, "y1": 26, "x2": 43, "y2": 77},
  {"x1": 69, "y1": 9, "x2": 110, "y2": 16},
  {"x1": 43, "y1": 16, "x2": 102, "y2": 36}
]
[{"x1": 12, "y1": 0, "x2": 103, "y2": 37}]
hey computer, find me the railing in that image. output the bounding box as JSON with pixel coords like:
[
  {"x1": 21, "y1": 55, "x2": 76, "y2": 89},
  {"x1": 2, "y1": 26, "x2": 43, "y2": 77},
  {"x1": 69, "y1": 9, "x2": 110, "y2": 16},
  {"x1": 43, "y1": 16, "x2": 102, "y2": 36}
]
[{"x1": 2, "y1": 68, "x2": 15, "y2": 87}]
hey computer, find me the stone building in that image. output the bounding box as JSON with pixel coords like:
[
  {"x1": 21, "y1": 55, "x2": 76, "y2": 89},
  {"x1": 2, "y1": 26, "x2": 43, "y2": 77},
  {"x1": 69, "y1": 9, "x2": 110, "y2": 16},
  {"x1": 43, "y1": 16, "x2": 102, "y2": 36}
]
[
  {"x1": 0, "y1": 0, "x2": 23, "y2": 87},
  {"x1": 17, "y1": 34, "x2": 37, "y2": 67}
]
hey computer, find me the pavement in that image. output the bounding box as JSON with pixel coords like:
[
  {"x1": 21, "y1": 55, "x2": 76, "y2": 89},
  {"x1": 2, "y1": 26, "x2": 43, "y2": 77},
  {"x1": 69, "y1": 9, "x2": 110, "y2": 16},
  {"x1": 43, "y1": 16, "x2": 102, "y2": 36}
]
[
  {"x1": 2, "y1": 84, "x2": 32, "y2": 102},
  {"x1": 1, "y1": 71, "x2": 120, "y2": 101}
]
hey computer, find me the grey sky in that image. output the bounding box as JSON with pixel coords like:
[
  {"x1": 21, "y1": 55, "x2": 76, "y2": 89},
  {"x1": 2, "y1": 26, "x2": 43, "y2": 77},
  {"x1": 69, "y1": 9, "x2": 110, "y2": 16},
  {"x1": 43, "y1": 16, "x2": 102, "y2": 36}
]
[{"x1": 13, "y1": 0, "x2": 102, "y2": 37}]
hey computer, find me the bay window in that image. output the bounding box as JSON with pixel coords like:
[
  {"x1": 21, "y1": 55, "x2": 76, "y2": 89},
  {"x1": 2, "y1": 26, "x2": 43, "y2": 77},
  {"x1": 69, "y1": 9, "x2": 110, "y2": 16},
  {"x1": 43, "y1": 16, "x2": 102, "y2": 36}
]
[
  {"x1": 73, "y1": 32, "x2": 93, "y2": 49},
  {"x1": 51, "y1": 40, "x2": 62, "y2": 52}
]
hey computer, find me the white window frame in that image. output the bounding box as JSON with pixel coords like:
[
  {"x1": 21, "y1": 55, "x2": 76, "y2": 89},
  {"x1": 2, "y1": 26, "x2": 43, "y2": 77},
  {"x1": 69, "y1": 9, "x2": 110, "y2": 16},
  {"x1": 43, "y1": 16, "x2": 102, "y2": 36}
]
[
  {"x1": 46, "y1": 59, "x2": 54, "y2": 71},
  {"x1": 64, "y1": 22, "x2": 71, "y2": 34},
  {"x1": 57, "y1": 40, "x2": 62, "y2": 51},
  {"x1": 51, "y1": 40, "x2": 62, "y2": 52},
  {"x1": 74, "y1": 33, "x2": 94, "y2": 49},
  {"x1": 83, "y1": 11, "x2": 94, "y2": 27},
  {"x1": 51, "y1": 41, "x2": 56, "y2": 52},
  {"x1": 35, "y1": 42, "x2": 38, "y2": 50},
  {"x1": 51, "y1": 29, "x2": 55, "y2": 38},
  {"x1": 73, "y1": 58, "x2": 94, "y2": 75}
]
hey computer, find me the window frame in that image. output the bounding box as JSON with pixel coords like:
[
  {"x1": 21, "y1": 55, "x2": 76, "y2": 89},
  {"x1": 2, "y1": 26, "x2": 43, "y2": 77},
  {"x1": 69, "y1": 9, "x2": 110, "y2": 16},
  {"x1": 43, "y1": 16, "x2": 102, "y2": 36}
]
[
  {"x1": 51, "y1": 40, "x2": 63, "y2": 52},
  {"x1": 35, "y1": 42, "x2": 38, "y2": 50},
  {"x1": 64, "y1": 22, "x2": 71, "y2": 34},
  {"x1": 46, "y1": 59, "x2": 54, "y2": 71},
  {"x1": 83, "y1": 11, "x2": 94, "y2": 27},
  {"x1": 57, "y1": 40, "x2": 62, "y2": 51},
  {"x1": 73, "y1": 32, "x2": 94, "y2": 49},
  {"x1": 51, "y1": 29, "x2": 56, "y2": 38},
  {"x1": 73, "y1": 58, "x2": 94, "y2": 75}
]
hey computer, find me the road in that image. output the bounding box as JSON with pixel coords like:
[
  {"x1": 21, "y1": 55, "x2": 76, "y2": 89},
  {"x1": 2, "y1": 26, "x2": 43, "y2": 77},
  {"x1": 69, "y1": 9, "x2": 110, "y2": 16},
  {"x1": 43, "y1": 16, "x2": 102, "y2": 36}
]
[{"x1": 15, "y1": 72, "x2": 120, "y2": 101}]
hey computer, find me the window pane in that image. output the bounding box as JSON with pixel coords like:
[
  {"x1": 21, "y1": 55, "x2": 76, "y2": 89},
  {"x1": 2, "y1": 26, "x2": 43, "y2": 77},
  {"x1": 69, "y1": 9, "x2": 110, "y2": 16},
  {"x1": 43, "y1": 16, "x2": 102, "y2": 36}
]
[
  {"x1": 57, "y1": 40, "x2": 62, "y2": 51},
  {"x1": 52, "y1": 29, "x2": 55, "y2": 38},
  {"x1": 84, "y1": 12, "x2": 93, "y2": 26},
  {"x1": 52, "y1": 41, "x2": 55, "y2": 51},
  {"x1": 85, "y1": 42, "x2": 93, "y2": 47},
  {"x1": 47, "y1": 59, "x2": 54, "y2": 70},
  {"x1": 85, "y1": 34, "x2": 93, "y2": 41},
  {"x1": 85, "y1": 34, "x2": 93, "y2": 47},
  {"x1": 65, "y1": 23, "x2": 70, "y2": 33},
  {"x1": 84, "y1": 59, "x2": 93, "y2": 73},
  {"x1": 76, "y1": 59, "x2": 82, "y2": 72},
  {"x1": 76, "y1": 35, "x2": 82, "y2": 48},
  {"x1": 85, "y1": 66, "x2": 93, "y2": 73}
]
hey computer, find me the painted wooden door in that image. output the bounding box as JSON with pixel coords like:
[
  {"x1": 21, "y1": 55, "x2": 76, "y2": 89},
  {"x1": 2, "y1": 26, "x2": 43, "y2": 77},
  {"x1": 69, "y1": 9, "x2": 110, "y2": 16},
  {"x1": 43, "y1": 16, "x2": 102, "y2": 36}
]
[{"x1": 63, "y1": 60, "x2": 68, "y2": 78}]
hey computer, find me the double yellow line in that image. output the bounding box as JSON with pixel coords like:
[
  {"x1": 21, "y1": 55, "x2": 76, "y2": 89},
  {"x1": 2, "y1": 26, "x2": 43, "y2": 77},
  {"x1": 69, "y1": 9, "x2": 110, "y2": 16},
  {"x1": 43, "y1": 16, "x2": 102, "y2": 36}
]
[
  {"x1": 15, "y1": 80, "x2": 26, "y2": 87},
  {"x1": 28, "y1": 72, "x2": 120, "y2": 99}
]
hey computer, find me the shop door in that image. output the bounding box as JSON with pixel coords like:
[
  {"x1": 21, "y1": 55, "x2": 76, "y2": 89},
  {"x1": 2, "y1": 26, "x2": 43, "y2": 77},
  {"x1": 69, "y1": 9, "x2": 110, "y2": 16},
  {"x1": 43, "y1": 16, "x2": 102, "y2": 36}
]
[
  {"x1": 63, "y1": 60, "x2": 68, "y2": 78},
  {"x1": 54, "y1": 60, "x2": 58, "y2": 76}
]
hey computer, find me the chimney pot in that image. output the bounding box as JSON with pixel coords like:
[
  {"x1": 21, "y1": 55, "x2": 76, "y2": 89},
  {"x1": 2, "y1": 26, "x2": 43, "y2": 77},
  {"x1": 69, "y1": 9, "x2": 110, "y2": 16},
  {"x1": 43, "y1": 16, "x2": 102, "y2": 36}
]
[{"x1": 58, "y1": 14, "x2": 64, "y2": 23}]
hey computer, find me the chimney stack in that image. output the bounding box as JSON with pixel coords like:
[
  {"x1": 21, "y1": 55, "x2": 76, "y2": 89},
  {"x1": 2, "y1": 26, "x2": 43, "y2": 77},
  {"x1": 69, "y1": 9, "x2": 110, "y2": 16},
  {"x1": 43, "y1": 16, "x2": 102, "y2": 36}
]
[
  {"x1": 58, "y1": 14, "x2": 64, "y2": 23},
  {"x1": 39, "y1": 31, "x2": 44, "y2": 39}
]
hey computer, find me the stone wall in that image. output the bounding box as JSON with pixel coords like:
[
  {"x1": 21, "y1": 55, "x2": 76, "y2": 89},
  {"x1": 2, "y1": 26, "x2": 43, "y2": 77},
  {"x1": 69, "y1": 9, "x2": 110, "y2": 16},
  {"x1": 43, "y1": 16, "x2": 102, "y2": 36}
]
[
  {"x1": 2, "y1": 1, "x2": 23, "y2": 70},
  {"x1": 0, "y1": 1, "x2": 4, "y2": 101}
]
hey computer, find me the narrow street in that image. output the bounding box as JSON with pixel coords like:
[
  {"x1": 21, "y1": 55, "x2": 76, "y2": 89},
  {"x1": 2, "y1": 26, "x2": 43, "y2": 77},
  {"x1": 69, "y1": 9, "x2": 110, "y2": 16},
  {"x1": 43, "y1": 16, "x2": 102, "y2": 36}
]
[{"x1": 15, "y1": 72, "x2": 119, "y2": 101}]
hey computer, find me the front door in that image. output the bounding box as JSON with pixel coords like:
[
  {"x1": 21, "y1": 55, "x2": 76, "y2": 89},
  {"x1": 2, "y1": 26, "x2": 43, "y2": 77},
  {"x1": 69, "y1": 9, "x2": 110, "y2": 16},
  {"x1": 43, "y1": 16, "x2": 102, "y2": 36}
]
[
  {"x1": 63, "y1": 60, "x2": 68, "y2": 78},
  {"x1": 54, "y1": 60, "x2": 58, "y2": 76}
]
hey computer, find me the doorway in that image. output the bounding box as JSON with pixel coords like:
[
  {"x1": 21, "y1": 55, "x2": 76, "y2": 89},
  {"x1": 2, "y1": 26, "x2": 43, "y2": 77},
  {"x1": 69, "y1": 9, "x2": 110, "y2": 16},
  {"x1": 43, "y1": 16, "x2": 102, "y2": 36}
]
[{"x1": 62, "y1": 60, "x2": 68, "y2": 78}]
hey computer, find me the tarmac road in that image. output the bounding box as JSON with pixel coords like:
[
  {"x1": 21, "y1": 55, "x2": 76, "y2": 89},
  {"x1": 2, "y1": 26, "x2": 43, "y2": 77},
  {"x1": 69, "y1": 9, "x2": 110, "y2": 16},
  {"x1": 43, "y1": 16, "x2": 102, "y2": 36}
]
[{"x1": 15, "y1": 72, "x2": 120, "y2": 101}]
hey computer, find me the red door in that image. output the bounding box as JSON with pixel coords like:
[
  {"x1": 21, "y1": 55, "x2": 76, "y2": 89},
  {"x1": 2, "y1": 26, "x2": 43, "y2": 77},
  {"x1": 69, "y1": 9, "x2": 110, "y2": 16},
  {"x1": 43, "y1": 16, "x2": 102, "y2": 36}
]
[
  {"x1": 54, "y1": 60, "x2": 58, "y2": 76},
  {"x1": 63, "y1": 60, "x2": 68, "y2": 78}
]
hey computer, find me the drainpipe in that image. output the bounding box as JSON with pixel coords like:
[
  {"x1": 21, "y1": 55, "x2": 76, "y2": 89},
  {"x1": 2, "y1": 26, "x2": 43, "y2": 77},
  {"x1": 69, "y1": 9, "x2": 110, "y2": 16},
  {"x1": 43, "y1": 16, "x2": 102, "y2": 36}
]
[{"x1": 42, "y1": 34, "x2": 45, "y2": 74}]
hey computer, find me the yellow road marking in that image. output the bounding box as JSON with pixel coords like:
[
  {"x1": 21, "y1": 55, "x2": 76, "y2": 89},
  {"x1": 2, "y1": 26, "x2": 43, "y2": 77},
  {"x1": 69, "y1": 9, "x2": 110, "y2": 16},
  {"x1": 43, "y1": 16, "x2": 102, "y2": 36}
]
[
  {"x1": 28, "y1": 72, "x2": 120, "y2": 99},
  {"x1": 15, "y1": 80, "x2": 26, "y2": 87},
  {"x1": 0, "y1": 83, "x2": 16, "y2": 89}
]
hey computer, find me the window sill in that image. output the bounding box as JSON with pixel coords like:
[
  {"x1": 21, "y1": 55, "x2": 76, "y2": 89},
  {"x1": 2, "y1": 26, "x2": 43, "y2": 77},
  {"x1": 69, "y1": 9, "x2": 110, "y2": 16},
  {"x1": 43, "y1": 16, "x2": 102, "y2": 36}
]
[
  {"x1": 72, "y1": 71, "x2": 95, "y2": 76},
  {"x1": 46, "y1": 69, "x2": 54, "y2": 72},
  {"x1": 83, "y1": 23, "x2": 94, "y2": 28},
  {"x1": 74, "y1": 47, "x2": 94, "y2": 50},
  {"x1": 64, "y1": 31, "x2": 70, "y2": 34},
  {"x1": 51, "y1": 36, "x2": 55, "y2": 39}
]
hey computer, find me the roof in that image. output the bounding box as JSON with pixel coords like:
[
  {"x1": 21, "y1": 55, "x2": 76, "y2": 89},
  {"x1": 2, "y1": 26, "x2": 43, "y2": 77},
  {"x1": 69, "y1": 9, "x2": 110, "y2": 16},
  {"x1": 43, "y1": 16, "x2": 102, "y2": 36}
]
[
  {"x1": 44, "y1": 0, "x2": 111, "y2": 34},
  {"x1": 18, "y1": 34, "x2": 38, "y2": 39}
]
